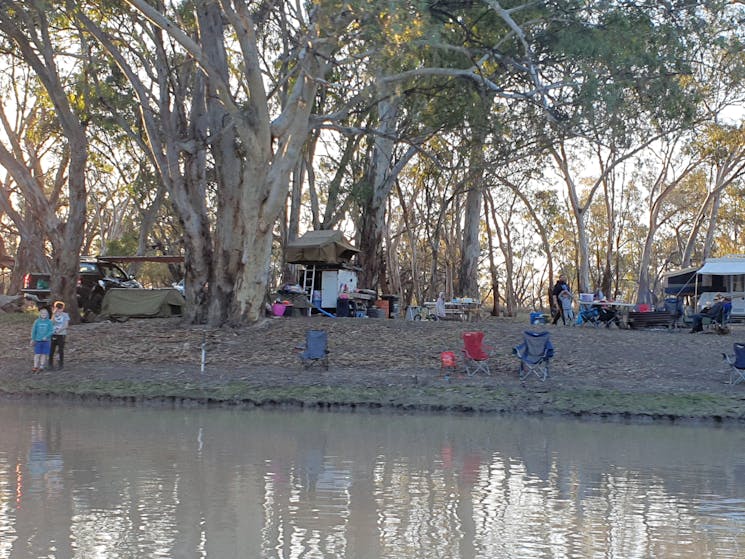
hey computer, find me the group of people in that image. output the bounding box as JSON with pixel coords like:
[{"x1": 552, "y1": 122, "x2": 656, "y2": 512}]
[
  {"x1": 689, "y1": 293, "x2": 731, "y2": 333},
  {"x1": 550, "y1": 276, "x2": 619, "y2": 327},
  {"x1": 30, "y1": 301, "x2": 70, "y2": 372},
  {"x1": 551, "y1": 275, "x2": 583, "y2": 326}
]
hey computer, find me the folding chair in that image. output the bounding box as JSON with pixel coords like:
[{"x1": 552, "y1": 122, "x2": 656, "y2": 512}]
[
  {"x1": 702, "y1": 301, "x2": 732, "y2": 334},
  {"x1": 713, "y1": 301, "x2": 732, "y2": 334},
  {"x1": 461, "y1": 331, "x2": 494, "y2": 376},
  {"x1": 597, "y1": 306, "x2": 621, "y2": 328},
  {"x1": 299, "y1": 329, "x2": 329, "y2": 370},
  {"x1": 576, "y1": 305, "x2": 599, "y2": 327},
  {"x1": 722, "y1": 343, "x2": 745, "y2": 386},
  {"x1": 512, "y1": 330, "x2": 554, "y2": 382}
]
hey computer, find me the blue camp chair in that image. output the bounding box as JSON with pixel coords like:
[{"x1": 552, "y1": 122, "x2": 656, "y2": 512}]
[
  {"x1": 512, "y1": 330, "x2": 554, "y2": 382},
  {"x1": 723, "y1": 343, "x2": 745, "y2": 386},
  {"x1": 576, "y1": 305, "x2": 599, "y2": 327},
  {"x1": 702, "y1": 300, "x2": 732, "y2": 333},
  {"x1": 299, "y1": 330, "x2": 329, "y2": 370}
]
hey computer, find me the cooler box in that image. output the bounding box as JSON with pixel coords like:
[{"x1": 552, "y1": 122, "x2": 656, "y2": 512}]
[
  {"x1": 579, "y1": 293, "x2": 594, "y2": 303},
  {"x1": 530, "y1": 312, "x2": 546, "y2": 325}
]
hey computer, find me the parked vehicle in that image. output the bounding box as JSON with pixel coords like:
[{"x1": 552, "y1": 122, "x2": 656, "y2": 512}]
[{"x1": 21, "y1": 257, "x2": 142, "y2": 313}]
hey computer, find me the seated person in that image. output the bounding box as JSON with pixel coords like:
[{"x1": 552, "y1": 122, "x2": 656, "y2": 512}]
[{"x1": 690, "y1": 294, "x2": 731, "y2": 333}]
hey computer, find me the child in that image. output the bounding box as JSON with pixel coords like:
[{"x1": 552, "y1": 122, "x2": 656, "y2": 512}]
[
  {"x1": 559, "y1": 288, "x2": 575, "y2": 325},
  {"x1": 49, "y1": 301, "x2": 70, "y2": 370},
  {"x1": 30, "y1": 307, "x2": 54, "y2": 372}
]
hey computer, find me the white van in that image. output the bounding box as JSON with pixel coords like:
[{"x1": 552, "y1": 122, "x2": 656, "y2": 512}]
[{"x1": 696, "y1": 291, "x2": 745, "y2": 318}]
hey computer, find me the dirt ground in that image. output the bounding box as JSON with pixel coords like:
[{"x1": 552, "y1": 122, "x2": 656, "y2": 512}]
[{"x1": 0, "y1": 311, "x2": 741, "y2": 399}]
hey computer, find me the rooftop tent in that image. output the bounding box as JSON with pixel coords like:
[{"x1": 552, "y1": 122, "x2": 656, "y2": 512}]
[{"x1": 286, "y1": 230, "x2": 359, "y2": 265}]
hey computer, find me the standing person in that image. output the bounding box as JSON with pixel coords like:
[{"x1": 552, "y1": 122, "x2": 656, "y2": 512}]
[
  {"x1": 435, "y1": 292, "x2": 447, "y2": 320},
  {"x1": 559, "y1": 288, "x2": 575, "y2": 325},
  {"x1": 551, "y1": 274, "x2": 569, "y2": 325},
  {"x1": 30, "y1": 307, "x2": 54, "y2": 373},
  {"x1": 49, "y1": 301, "x2": 70, "y2": 370}
]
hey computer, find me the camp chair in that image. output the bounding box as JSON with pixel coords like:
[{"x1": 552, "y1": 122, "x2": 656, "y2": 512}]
[
  {"x1": 597, "y1": 306, "x2": 621, "y2": 328},
  {"x1": 512, "y1": 330, "x2": 554, "y2": 382},
  {"x1": 714, "y1": 301, "x2": 732, "y2": 333},
  {"x1": 299, "y1": 329, "x2": 329, "y2": 370},
  {"x1": 576, "y1": 305, "x2": 599, "y2": 327},
  {"x1": 704, "y1": 301, "x2": 732, "y2": 334},
  {"x1": 722, "y1": 343, "x2": 745, "y2": 386},
  {"x1": 461, "y1": 331, "x2": 494, "y2": 376}
]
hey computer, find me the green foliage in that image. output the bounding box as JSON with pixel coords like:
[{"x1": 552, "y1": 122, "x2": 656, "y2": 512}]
[{"x1": 105, "y1": 234, "x2": 138, "y2": 257}]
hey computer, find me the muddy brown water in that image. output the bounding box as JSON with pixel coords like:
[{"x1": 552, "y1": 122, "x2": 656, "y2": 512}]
[{"x1": 2, "y1": 401, "x2": 745, "y2": 558}]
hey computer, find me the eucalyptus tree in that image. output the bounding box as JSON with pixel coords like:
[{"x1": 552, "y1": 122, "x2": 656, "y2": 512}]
[
  {"x1": 531, "y1": 1, "x2": 741, "y2": 294},
  {"x1": 0, "y1": 1, "x2": 91, "y2": 316},
  {"x1": 0, "y1": 63, "x2": 50, "y2": 287},
  {"x1": 79, "y1": 0, "x2": 742, "y2": 322},
  {"x1": 77, "y1": 0, "x2": 361, "y2": 324},
  {"x1": 680, "y1": 123, "x2": 745, "y2": 266}
]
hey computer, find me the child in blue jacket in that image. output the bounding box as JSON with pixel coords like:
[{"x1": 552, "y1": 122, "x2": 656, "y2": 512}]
[{"x1": 31, "y1": 307, "x2": 54, "y2": 372}]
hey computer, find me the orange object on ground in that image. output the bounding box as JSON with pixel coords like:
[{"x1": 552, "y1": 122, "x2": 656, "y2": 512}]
[
  {"x1": 375, "y1": 299, "x2": 389, "y2": 318},
  {"x1": 440, "y1": 351, "x2": 457, "y2": 371}
]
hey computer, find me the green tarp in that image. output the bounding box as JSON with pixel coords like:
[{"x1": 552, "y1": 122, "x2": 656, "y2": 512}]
[{"x1": 100, "y1": 288, "x2": 185, "y2": 319}]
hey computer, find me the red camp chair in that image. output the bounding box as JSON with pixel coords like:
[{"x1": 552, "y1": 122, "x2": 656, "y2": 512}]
[{"x1": 461, "y1": 331, "x2": 495, "y2": 376}]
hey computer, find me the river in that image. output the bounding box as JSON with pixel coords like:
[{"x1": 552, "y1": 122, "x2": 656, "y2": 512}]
[{"x1": 0, "y1": 401, "x2": 743, "y2": 558}]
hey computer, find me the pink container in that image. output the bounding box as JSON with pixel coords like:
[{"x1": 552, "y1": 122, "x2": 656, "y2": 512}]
[{"x1": 272, "y1": 303, "x2": 287, "y2": 317}]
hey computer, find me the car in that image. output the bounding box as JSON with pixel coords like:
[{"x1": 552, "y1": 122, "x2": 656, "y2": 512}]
[{"x1": 21, "y1": 257, "x2": 142, "y2": 313}]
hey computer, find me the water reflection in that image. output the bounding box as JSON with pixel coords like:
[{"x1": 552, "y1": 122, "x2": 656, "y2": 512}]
[{"x1": 0, "y1": 402, "x2": 743, "y2": 558}]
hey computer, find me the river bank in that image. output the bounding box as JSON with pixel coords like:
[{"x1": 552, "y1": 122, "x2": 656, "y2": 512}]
[{"x1": 1, "y1": 312, "x2": 744, "y2": 422}]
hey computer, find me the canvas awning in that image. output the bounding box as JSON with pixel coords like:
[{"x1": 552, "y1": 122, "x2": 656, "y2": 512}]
[
  {"x1": 286, "y1": 230, "x2": 359, "y2": 264},
  {"x1": 662, "y1": 266, "x2": 699, "y2": 278},
  {"x1": 697, "y1": 257, "x2": 745, "y2": 275}
]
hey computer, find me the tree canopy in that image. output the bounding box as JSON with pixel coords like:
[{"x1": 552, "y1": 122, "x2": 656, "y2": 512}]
[{"x1": 0, "y1": 0, "x2": 744, "y2": 323}]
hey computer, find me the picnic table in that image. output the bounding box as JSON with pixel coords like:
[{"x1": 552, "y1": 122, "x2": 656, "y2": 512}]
[{"x1": 422, "y1": 300, "x2": 482, "y2": 321}]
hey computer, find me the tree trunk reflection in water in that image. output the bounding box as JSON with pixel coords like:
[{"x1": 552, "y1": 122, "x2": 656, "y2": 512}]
[{"x1": 1, "y1": 403, "x2": 744, "y2": 559}]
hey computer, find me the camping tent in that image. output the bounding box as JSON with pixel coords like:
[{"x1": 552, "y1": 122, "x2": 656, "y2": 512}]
[
  {"x1": 286, "y1": 230, "x2": 359, "y2": 264},
  {"x1": 100, "y1": 288, "x2": 185, "y2": 319}
]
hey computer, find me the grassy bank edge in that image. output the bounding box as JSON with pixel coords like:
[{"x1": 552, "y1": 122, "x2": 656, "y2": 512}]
[{"x1": 2, "y1": 378, "x2": 744, "y2": 423}]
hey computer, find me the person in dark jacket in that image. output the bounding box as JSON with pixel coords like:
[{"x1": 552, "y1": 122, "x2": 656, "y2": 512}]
[
  {"x1": 551, "y1": 275, "x2": 570, "y2": 325},
  {"x1": 689, "y1": 294, "x2": 731, "y2": 333}
]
